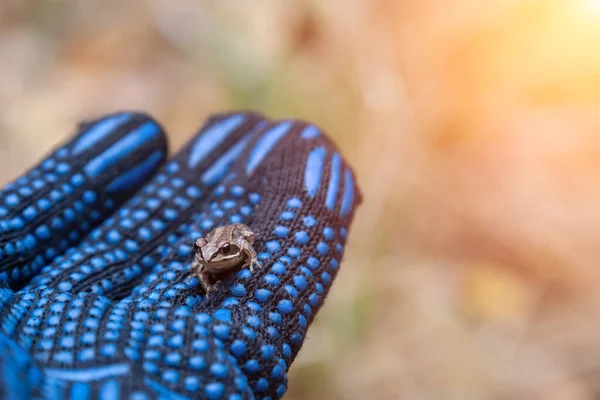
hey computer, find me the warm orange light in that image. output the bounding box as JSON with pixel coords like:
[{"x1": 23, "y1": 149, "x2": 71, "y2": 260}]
[{"x1": 584, "y1": 0, "x2": 600, "y2": 11}]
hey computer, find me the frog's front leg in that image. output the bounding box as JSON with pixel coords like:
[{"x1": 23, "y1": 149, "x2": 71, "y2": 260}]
[
  {"x1": 199, "y1": 269, "x2": 218, "y2": 294},
  {"x1": 241, "y1": 241, "x2": 260, "y2": 272},
  {"x1": 190, "y1": 259, "x2": 202, "y2": 276}
]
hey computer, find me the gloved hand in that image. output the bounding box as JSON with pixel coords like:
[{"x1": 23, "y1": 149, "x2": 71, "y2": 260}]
[{"x1": 0, "y1": 110, "x2": 361, "y2": 399}]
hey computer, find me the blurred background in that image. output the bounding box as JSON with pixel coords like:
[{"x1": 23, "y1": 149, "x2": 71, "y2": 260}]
[{"x1": 2, "y1": 0, "x2": 600, "y2": 398}]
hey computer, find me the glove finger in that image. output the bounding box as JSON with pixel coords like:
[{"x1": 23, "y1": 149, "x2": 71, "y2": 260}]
[
  {"x1": 0, "y1": 331, "x2": 43, "y2": 399},
  {"x1": 130, "y1": 120, "x2": 361, "y2": 398},
  {"x1": 0, "y1": 112, "x2": 167, "y2": 288},
  {"x1": 26, "y1": 112, "x2": 269, "y2": 297}
]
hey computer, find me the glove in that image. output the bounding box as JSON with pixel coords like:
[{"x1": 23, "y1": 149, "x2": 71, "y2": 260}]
[{"x1": 0, "y1": 110, "x2": 361, "y2": 399}]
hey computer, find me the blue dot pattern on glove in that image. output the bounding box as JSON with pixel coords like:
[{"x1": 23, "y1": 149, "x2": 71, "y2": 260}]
[
  {"x1": 0, "y1": 112, "x2": 167, "y2": 288},
  {"x1": 0, "y1": 110, "x2": 362, "y2": 400}
]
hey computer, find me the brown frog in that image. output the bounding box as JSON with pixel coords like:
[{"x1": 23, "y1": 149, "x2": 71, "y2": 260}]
[{"x1": 190, "y1": 223, "x2": 260, "y2": 293}]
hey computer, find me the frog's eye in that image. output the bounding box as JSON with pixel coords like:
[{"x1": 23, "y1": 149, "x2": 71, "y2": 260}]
[
  {"x1": 221, "y1": 243, "x2": 231, "y2": 255},
  {"x1": 220, "y1": 243, "x2": 240, "y2": 256}
]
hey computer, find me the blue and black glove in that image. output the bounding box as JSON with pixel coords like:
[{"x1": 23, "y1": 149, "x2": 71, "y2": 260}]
[{"x1": 0, "y1": 110, "x2": 361, "y2": 399}]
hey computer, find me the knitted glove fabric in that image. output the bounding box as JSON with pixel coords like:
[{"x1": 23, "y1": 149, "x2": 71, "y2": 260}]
[{"x1": 0, "y1": 110, "x2": 362, "y2": 400}]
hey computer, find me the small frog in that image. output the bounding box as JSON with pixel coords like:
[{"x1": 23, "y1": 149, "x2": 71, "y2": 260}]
[{"x1": 190, "y1": 223, "x2": 260, "y2": 294}]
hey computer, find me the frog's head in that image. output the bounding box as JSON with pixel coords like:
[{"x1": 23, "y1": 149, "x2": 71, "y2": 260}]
[
  {"x1": 193, "y1": 236, "x2": 243, "y2": 271},
  {"x1": 192, "y1": 224, "x2": 256, "y2": 273}
]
